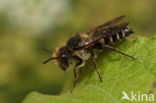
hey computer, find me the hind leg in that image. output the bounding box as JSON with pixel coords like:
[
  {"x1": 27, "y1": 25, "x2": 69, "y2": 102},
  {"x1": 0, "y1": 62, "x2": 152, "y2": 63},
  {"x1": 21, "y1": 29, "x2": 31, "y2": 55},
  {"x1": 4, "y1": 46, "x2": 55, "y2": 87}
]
[{"x1": 102, "y1": 45, "x2": 135, "y2": 59}]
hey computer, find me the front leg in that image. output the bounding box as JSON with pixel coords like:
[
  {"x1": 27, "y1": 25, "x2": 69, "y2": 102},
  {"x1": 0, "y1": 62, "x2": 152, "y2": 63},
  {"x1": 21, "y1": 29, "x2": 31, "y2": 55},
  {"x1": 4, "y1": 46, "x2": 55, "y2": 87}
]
[
  {"x1": 71, "y1": 56, "x2": 83, "y2": 93},
  {"x1": 102, "y1": 45, "x2": 135, "y2": 59}
]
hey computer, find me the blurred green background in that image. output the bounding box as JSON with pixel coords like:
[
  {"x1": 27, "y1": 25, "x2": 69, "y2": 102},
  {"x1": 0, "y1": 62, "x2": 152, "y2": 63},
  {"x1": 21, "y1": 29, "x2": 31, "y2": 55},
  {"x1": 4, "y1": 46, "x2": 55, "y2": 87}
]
[{"x1": 0, "y1": 0, "x2": 156, "y2": 103}]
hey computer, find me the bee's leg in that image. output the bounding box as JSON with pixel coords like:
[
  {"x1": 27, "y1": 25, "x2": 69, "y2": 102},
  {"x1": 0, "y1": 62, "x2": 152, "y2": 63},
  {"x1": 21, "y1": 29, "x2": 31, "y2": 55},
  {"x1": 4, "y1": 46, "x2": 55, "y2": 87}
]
[
  {"x1": 90, "y1": 50, "x2": 103, "y2": 82},
  {"x1": 71, "y1": 56, "x2": 83, "y2": 93},
  {"x1": 102, "y1": 45, "x2": 135, "y2": 59}
]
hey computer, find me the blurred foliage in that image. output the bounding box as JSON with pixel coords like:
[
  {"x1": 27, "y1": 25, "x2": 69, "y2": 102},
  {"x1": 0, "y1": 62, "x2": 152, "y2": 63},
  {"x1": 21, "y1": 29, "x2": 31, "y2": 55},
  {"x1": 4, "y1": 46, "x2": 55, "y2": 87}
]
[{"x1": 0, "y1": 0, "x2": 156, "y2": 103}]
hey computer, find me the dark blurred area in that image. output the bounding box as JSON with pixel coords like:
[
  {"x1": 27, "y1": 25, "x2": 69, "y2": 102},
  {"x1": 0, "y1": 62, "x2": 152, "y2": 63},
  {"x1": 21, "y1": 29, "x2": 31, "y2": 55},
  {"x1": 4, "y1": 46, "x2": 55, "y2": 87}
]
[{"x1": 0, "y1": 0, "x2": 156, "y2": 103}]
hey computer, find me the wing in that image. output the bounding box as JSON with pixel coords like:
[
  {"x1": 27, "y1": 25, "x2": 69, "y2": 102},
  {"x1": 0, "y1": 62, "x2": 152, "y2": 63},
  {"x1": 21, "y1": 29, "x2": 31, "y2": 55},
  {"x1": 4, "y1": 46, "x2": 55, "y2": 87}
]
[
  {"x1": 75, "y1": 36, "x2": 102, "y2": 50},
  {"x1": 87, "y1": 15, "x2": 125, "y2": 34},
  {"x1": 76, "y1": 22, "x2": 129, "y2": 50}
]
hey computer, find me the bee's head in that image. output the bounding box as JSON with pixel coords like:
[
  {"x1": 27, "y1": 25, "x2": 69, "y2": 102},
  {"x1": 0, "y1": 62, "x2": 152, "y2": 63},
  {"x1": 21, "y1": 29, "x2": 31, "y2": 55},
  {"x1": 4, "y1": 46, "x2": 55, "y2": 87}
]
[
  {"x1": 43, "y1": 47, "x2": 71, "y2": 71},
  {"x1": 57, "y1": 47, "x2": 71, "y2": 70}
]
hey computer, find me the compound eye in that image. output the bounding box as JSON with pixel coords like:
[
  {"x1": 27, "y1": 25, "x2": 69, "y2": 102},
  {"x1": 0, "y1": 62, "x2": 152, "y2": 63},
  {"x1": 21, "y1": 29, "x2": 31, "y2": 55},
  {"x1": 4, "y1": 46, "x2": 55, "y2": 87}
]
[{"x1": 62, "y1": 54, "x2": 67, "y2": 58}]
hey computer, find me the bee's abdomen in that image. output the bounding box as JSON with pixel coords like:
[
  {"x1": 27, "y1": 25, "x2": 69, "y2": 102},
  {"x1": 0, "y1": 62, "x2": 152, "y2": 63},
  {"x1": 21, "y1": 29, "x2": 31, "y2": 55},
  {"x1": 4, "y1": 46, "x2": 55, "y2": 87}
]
[
  {"x1": 103, "y1": 28, "x2": 133, "y2": 44},
  {"x1": 92, "y1": 27, "x2": 133, "y2": 49}
]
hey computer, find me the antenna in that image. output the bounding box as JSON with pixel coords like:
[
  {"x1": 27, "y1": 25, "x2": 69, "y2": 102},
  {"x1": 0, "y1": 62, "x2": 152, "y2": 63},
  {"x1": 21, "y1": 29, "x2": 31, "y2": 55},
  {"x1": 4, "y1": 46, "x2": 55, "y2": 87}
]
[
  {"x1": 42, "y1": 48, "x2": 52, "y2": 54},
  {"x1": 43, "y1": 57, "x2": 58, "y2": 64}
]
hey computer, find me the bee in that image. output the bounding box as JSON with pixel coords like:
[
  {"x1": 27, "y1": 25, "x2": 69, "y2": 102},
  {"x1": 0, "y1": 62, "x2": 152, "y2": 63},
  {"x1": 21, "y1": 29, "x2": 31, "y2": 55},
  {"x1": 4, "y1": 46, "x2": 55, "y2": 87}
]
[{"x1": 43, "y1": 16, "x2": 135, "y2": 92}]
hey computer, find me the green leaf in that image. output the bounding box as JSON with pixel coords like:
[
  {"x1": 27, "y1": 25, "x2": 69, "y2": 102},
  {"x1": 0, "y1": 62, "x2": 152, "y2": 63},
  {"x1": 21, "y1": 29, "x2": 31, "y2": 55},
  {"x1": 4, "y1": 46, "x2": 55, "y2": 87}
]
[{"x1": 23, "y1": 36, "x2": 156, "y2": 103}]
